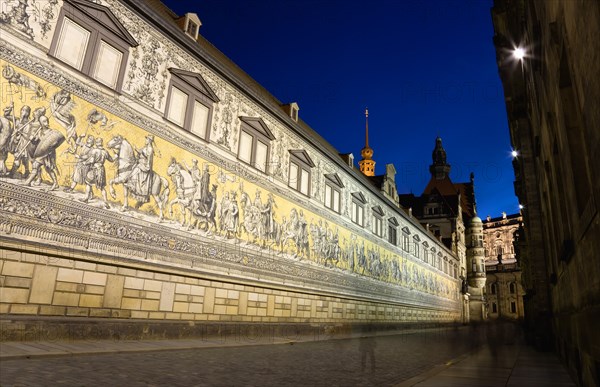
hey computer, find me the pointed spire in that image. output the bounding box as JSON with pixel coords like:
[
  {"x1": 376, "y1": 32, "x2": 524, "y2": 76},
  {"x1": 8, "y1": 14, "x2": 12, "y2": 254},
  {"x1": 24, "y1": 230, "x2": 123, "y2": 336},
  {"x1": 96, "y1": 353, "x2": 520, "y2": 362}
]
[
  {"x1": 429, "y1": 136, "x2": 451, "y2": 180},
  {"x1": 359, "y1": 108, "x2": 375, "y2": 176},
  {"x1": 365, "y1": 108, "x2": 369, "y2": 148}
]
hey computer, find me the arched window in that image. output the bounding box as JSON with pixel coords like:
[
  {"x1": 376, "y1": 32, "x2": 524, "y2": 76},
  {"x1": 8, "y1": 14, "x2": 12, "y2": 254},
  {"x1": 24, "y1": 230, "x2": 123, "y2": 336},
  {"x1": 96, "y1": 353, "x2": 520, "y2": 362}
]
[
  {"x1": 490, "y1": 283, "x2": 497, "y2": 295},
  {"x1": 509, "y1": 282, "x2": 516, "y2": 294}
]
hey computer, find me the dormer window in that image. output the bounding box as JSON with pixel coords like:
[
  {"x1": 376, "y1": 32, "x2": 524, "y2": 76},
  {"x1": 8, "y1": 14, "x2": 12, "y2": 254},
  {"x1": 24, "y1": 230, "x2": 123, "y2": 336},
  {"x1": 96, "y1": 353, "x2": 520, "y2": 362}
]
[
  {"x1": 176, "y1": 13, "x2": 201, "y2": 40},
  {"x1": 49, "y1": 0, "x2": 138, "y2": 92},
  {"x1": 186, "y1": 20, "x2": 198, "y2": 37},
  {"x1": 164, "y1": 68, "x2": 219, "y2": 141},
  {"x1": 282, "y1": 102, "x2": 299, "y2": 122}
]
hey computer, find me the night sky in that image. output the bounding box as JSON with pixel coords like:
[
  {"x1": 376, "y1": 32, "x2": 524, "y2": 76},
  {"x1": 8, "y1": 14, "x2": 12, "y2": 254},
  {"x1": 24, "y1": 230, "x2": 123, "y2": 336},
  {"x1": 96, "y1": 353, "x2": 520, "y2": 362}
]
[{"x1": 162, "y1": 0, "x2": 519, "y2": 219}]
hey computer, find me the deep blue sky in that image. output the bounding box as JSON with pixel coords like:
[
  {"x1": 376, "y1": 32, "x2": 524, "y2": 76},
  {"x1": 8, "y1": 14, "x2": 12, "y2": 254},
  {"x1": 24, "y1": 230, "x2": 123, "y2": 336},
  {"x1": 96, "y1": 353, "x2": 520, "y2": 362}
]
[{"x1": 162, "y1": 0, "x2": 519, "y2": 219}]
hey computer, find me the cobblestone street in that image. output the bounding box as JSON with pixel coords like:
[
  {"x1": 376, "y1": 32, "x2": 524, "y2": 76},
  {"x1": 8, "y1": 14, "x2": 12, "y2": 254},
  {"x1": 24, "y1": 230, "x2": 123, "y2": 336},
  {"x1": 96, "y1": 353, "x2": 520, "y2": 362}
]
[{"x1": 0, "y1": 328, "x2": 477, "y2": 386}]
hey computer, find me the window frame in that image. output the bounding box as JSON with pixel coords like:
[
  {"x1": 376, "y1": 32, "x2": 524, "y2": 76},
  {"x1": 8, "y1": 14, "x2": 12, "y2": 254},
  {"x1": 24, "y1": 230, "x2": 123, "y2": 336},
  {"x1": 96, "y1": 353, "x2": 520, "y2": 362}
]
[
  {"x1": 288, "y1": 150, "x2": 314, "y2": 197},
  {"x1": 324, "y1": 174, "x2": 343, "y2": 213},
  {"x1": 350, "y1": 192, "x2": 366, "y2": 227},
  {"x1": 372, "y1": 206, "x2": 384, "y2": 237},
  {"x1": 49, "y1": 0, "x2": 137, "y2": 92},
  {"x1": 236, "y1": 117, "x2": 275, "y2": 173},
  {"x1": 388, "y1": 217, "x2": 399, "y2": 246},
  {"x1": 164, "y1": 68, "x2": 219, "y2": 141}
]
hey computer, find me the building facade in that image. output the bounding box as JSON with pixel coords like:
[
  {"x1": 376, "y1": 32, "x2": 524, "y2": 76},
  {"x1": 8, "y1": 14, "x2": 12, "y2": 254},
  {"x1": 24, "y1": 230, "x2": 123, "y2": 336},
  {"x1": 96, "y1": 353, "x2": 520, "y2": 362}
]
[
  {"x1": 483, "y1": 213, "x2": 525, "y2": 320},
  {"x1": 0, "y1": 0, "x2": 466, "y2": 338},
  {"x1": 399, "y1": 137, "x2": 486, "y2": 322},
  {"x1": 492, "y1": 0, "x2": 600, "y2": 385}
]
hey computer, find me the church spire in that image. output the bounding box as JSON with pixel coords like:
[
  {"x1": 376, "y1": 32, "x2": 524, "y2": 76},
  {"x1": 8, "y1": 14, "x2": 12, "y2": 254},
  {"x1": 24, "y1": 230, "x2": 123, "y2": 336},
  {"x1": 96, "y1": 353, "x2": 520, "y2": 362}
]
[
  {"x1": 429, "y1": 136, "x2": 451, "y2": 180},
  {"x1": 359, "y1": 108, "x2": 375, "y2": 176}
]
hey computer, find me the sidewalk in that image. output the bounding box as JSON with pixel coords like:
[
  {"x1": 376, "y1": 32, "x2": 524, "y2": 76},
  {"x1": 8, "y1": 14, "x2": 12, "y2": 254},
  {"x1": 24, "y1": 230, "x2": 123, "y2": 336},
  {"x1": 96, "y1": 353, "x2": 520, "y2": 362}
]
[
  {"x1": 0, "y1": 325, "x2": 449, "y2": 360},
  {"x1": 398, "y1": 341, "x2": 575, "y2": 386}
]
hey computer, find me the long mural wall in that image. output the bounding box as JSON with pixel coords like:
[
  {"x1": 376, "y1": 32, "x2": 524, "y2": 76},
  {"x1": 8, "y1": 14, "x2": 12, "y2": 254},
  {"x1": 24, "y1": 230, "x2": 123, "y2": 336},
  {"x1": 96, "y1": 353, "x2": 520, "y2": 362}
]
[{"x1": 0, "y1": 0, "x2": 461, "y2": 325}]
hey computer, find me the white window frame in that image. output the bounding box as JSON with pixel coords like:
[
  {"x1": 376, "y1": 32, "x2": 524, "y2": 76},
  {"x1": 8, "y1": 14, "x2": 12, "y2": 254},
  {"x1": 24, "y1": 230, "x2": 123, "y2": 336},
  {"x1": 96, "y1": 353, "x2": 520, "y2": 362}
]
[
  {"x1": 236, "y1": 117, "x2": 275, "y2": 174},
  {"x1": 288, "y1": 150, "x2": 314, "y2": 197}
]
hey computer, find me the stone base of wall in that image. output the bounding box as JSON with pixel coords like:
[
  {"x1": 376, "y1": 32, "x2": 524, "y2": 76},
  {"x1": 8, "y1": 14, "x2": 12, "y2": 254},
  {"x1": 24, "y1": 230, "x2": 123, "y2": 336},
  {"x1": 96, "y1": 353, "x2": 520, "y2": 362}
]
[
  {"x1": 0, "y1": 248, "x2": 461, "y2": 340},
  {"x1": 0, "y1": 315, "x2": 457, "y2": 343}
]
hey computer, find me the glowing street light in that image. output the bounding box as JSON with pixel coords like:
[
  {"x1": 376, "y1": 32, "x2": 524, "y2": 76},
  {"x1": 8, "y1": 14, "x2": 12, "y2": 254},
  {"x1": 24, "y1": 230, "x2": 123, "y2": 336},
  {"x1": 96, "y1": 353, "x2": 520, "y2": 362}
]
[
  {"x1": 511, "y1": 149, "x2": 519, "y2": 158},
  {"x1": 519, "y1": 204, "x2": 524, "y2": 210},
  {"x1": 513, "y1": 47, "x2": 526, "y2": 61}
]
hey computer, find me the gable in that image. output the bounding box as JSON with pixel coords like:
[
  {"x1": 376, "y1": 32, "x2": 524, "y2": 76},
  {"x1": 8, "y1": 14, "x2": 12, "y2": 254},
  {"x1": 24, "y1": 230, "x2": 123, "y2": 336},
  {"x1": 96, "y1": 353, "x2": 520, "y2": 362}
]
[
  {"x1": 65, "y1": 0, "x2": 138, "y2": 46},
  {"x1": 388, "y1": 216, "x2": 399, "y2": 226},
  {"x1": 401, "y1": 226, "x2": 411, "y2": 234},
  {"x1": 169, "y1": 68, "x2": 220, "y2": 102},
  {"x1": 372, "y1": 205, "x2": 384, "y2": 216},
  {"x1": 324, "y1": 173, "x2": 344, "y2": 188},
  {"x1": 239, "y1": 116, "x2": 276, "y2": 140},
  {"x1": 289, "y1": 150, "x2": 315, "y2": 168},
  {"x1": 351, "y1": 192, "x2": 366, "y2": 203}
]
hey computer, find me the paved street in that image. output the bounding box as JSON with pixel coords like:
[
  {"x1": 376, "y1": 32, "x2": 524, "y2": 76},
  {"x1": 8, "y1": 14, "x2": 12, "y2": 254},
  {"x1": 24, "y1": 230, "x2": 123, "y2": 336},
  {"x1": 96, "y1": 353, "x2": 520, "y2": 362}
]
[{"x1": 0, "y1": 328, "x2": 476, "y2": 386}]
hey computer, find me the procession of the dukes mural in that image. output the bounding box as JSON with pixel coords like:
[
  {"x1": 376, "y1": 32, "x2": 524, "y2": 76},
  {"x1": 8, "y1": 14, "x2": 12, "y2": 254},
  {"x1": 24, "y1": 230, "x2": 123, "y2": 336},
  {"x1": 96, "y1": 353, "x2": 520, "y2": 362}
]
[
  {"x1": 0, "y1": 0, "x2": 459, "y2": 315},
  {"x1": 0, "y1": 59, "x2": 456, "y2": 302}
]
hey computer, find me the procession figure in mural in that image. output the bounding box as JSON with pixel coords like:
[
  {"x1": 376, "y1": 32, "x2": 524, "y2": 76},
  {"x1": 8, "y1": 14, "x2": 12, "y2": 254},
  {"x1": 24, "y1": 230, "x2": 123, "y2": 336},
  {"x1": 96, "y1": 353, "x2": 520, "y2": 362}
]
[
  {"x1": 2, "y1": 103, "x2": 31, "y2": 177},
  {"x1": 238, "y1": 186, "x2": 262, "y2": 244},
  {"x1": 280, "y1": 208, "x2": 309, "y2": 259},
  {"x1": 50, "y1": 90, "x2": 77, "y2": 148},
  {"x1": 107, "y1": 135, "x2": 169, "y2": 220},
  {"x1": 223, "y1": 191, "x2": 239, "y2": 239},
  {"x1": 80, "y1": 138, "x2": 115, "y2": 209},
  {"x1": 167, "y1": 158, "x2": 195, "y2": 227},
  {"x1": 64, "y1": 134, "x2": 95, "y2": 193},
  {"x1": 190, "y1": 184, "x2": 218, "y2": 234},
  {"x1": 219, "y1": 191, "x2": 230, "y2": 234},
  {"x1": 23, "y1": 111, "x2": 65, "y2": 190}
]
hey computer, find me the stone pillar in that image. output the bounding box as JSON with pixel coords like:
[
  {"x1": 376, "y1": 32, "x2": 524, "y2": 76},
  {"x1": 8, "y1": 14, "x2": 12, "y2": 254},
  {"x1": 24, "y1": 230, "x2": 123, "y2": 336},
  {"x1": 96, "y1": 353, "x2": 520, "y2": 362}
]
[{"x1": 466, "y1": 216, "x2": 487, "y2": 321}]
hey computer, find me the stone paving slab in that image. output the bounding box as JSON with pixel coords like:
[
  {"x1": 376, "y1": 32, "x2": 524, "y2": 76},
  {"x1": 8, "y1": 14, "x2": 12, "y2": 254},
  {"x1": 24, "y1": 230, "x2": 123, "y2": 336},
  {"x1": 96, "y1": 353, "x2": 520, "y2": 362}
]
[{"x1": 397, "y1": 341, "x2": 575, "y2": 387}]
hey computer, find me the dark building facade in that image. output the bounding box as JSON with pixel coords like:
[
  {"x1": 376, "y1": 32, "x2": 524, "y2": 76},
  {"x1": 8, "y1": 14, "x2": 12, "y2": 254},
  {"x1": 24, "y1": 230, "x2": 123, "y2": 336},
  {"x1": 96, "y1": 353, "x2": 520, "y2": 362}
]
[{"x1": 492, "y1": 1, "x2": 600, "y2": 385}]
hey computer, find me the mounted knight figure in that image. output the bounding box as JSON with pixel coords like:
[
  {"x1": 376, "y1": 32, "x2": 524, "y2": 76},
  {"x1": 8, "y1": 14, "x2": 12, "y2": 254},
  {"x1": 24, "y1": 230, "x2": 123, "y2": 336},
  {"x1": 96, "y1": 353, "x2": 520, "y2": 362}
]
[{"x1": 107, "y1": 134, "x2": 169, "y2": 220}]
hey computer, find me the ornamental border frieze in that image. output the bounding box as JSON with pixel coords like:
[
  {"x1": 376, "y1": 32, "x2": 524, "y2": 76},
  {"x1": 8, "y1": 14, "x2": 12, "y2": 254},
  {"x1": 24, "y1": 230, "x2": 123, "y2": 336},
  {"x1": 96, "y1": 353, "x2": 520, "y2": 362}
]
[{"x1": 0, "y1": 181, "x2": 457, "y2": 311}]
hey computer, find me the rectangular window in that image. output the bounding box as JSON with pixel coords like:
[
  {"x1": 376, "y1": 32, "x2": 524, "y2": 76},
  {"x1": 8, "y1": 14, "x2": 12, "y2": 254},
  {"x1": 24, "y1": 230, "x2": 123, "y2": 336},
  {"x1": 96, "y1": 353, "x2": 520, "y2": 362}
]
[
  {"x1": 510, "y1": 301, "x2": 517, "y2": 314},
  {"x1": 492, "y1": 303, "x2": 497, "y2": 313},
  {"x1": 255, "y1": 140, "x2": 268, "y2": 172},
  {"x1": 388, "y1": 225, "x2": 397, "y2": 245},
  {"x1": 414, "y1": 243, "x2": 420, "y2": 258},
  {"x1": 92, "y1": 40, "x2": 122, "y2": 88},
  {"x1": 289, "y1": 163, "x2": 299, "y2": 190},
  {"x1": 167, "y1": 86, "x2": 188, "y2": 127},
  {"x1": 424, "y1": 249, "x2": 429, "y2": 263},
  {"x1": 372, "y1": 216, "x2": 382, "y2": 237},
  {"x1": 333, "y1": 190, "x2": 340, "y2": 211},
  {"x1": 191, "y1": 101, "x2": 209, "y2": 139},
  {"x1": 324, "y1": 184, "x2": 340, "y2": 212},
  {"x1": 55, "y1": 17, "x2": 90, "y2": 70},
  {"x1": 300, "y1": 169, "x2": 309, "y2": 196},
  {"x1": 403, "y1": 234, "x2": 409, "y2": 252},
  {"x1": 288, "y1": 152, "x2": 313, "y2": 197},
  {"x1": 238, "y1": 131, "x2": 253, "y2": 164},
  {"x1": 351, "y1": 201, "x2": 364, "y2": 227},
  {"x1": 50, "y1": 4, "x2": 136, "y2": 93}
]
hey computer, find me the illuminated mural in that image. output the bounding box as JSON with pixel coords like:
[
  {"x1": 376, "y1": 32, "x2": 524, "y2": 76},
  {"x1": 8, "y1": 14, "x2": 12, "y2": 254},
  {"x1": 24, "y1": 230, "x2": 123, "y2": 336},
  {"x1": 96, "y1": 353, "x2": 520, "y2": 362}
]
[{"x1": 0, "y1": 60, "x2": 457, "y2": 301}]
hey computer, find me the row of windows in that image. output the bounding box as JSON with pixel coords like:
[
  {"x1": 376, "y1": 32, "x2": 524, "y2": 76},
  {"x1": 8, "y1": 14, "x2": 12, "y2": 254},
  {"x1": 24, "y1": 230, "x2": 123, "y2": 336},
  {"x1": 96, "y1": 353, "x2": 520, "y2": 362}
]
[
  {"x1": 49, "y1": 2, "x2": 457, "y2": 278},
  {"x1": 489, "y1": 282, "x2": 517, "y2": 295},
  {"x1": 490, "y1": 301, "x2": 517, "y2": 314}
]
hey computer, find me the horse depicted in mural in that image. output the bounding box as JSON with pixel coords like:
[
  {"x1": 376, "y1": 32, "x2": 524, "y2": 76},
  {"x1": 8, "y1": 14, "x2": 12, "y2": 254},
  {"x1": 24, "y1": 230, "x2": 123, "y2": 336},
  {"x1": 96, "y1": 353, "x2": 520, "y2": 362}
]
[
  {"x1": 280, "y1": 208, "x2": 310, "y2": 259},
  {"x1": 166, "y1": 158, "x2": 195, "y2": 227},
  {"x1": 238, "y1": 189, "x2": 261, "y2": 244},
  {"x1": 106, "y1": 135, "x2": 169, "y2": 220}
]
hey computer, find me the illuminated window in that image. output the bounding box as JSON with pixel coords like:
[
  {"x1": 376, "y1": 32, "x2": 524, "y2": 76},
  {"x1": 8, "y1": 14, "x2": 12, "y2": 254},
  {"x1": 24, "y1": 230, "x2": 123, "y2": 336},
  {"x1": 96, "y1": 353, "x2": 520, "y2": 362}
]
[
  {"x1": 288, "y1": 150, "x2": 314, "y2": 197},
  {"x1": 165, "y1": 68, "x2": 219, "y2": 141},
  {"x1": 237, "y1": 117, "x2": 275, "y2": 173},
  {"x1": 351, "y1": 192, "x2": 366, "y2": 227},
  {"x1": 372, "y1": 206, "x2": 383, "y2": 237},
  {"x1": 324, "y1": 174, "x2": 343, "y2": 213},
  {"x1": 49, "y1": 0, "x2": 138, "y2": 92}
]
